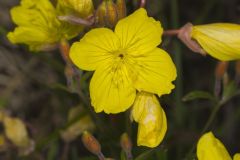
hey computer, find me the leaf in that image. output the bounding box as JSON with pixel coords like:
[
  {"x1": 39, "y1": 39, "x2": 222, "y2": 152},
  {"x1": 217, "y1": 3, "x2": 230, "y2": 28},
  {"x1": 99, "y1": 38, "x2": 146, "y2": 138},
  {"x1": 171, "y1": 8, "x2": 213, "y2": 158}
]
[
  {"x1": 135, "y1": 149, "x2": 156, "y2": 160},
  {"x1": 222, "y1": 81, "x2": 238, "y2": 101},
  {"x1": 182, "y1": 91, "x2": 215, "y2": 102}
]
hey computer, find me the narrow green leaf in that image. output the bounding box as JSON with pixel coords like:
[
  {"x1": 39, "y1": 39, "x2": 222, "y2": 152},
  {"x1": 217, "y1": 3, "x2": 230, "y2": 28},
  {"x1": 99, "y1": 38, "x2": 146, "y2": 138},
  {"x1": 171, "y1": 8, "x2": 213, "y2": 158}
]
[{"x1": 182, "y1": 91, "x2": 215, "y2": 102}]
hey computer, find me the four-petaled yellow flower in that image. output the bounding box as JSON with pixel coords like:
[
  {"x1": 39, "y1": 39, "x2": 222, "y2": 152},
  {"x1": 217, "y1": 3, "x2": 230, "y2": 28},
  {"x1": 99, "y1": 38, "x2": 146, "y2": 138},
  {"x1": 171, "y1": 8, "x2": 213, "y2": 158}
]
[
  {"x1": 197, "y1": 132, "x2": 240, "y2": 160},
  {"x1": 191, "y1": 23, "x2": 240, "y2": 61},
  {"x1": 70, "y1": 8, "x2": 177, "y2": 113},
  {"x1": 7, "y1": 0, "x2": 84, "y2": 51},
  {"x1": 131, "y1": 92, "x2": 167, "y2": 147}
]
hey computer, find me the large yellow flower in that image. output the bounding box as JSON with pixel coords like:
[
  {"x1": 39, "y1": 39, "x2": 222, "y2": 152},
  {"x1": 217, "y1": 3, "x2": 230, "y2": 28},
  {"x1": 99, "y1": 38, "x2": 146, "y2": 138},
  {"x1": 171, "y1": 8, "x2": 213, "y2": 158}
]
[
  {"x1": 7, "y1": 0, "x2": 84, "y2": 51},
  {"x1": 131, "y1": 92, "x2": 167, "y2": 147},
  {"x1": 70, "y1": 8, "x2": 176, "y2": 113},
  {"x1": 197, "y1": 132, "x2": 240, "y2": 160},
  {"x1": 191, "y1": 23, "x2": 240, "y2": 61}
]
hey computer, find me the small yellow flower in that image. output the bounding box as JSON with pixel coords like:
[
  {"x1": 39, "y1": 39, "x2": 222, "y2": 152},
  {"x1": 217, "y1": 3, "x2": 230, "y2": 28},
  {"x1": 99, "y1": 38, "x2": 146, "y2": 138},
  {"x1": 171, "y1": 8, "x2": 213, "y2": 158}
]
[
  {"x1": 191, "y1": 23, "x2": 240, "y2": 61},
  {"x1": 70, "y1": 8, "x2": 176, "y2": 113},
  {"x1": 7, "y1": 0, "x2": 82, "y2": 51},
  {"x1": 197, "y1": 132, "x2": 232, "y2": 160},
  {"x1": 234, "y1": 154, "x2": 240, "y2": 160},
  {"x1": 131, "y1": 92, "x2": 167, "y2": 148},
  {"x1": 3, "y1": 116, "x2": 30, "y2": 148}
]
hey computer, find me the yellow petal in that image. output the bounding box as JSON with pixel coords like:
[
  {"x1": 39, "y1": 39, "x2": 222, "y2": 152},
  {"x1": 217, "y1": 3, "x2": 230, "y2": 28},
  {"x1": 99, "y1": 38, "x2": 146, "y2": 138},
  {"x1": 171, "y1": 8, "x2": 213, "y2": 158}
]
[
  {"x1": 197, "y1": 132, "x2": 232, "y2": 160},
  {"x1": 3, "y1": 116, "x2": 30, "y2": 148},
  {"x1": 70, "y1": 28, "x2": 120, "y2": 71},
  {"x1": 191, "y1": 23, "x2": 240, "y2": 61},
  {"x1": 234, "y1": 153, "x2": 240, "y2": 160},
  {"x1": 132, "y1": 92, "x2": 167, "y2": 148},
  {"x1": 127, "y1": 48, "x2": 176, "y2": 96},
  {"x1": 115, "y1": 8, "x2": 163, "y2": 55},
  {"x1": 90, "y1": 61, "x2": 136, "y2": 113}
]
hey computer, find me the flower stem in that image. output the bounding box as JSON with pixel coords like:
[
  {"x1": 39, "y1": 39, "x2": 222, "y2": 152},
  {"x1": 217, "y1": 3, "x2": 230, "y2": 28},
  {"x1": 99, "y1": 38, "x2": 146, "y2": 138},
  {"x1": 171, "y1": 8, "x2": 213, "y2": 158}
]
[
  {"x1": 140, "y1": 0, "x2": 146, "y2": 8},
  {"x1": 163, "y1": 29, "x2": 180, "y2": 36}
]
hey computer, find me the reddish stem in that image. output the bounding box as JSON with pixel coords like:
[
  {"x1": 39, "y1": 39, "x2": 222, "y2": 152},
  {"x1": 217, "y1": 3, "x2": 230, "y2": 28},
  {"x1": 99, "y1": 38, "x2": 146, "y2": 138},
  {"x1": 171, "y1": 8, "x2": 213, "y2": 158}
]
[{"x1": 163, "y1": 29, "x2": 180, "y2": 36}]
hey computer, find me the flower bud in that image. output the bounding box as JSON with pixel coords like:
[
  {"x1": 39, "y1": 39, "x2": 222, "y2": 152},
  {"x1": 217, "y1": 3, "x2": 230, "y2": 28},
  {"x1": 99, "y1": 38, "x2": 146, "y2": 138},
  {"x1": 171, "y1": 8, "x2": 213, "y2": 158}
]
[
  {"x1": 120, "y1": 133, "x2": 132, "y2": 159},
  {"x1": 116, "y1": 0, "x2": 126, "y2": 19},
  {"x1": 96, "y1": 0, "x2": 118, "y2": 28},
  {"x1": 197, "y1": 132, "x2": 232, "y2": 160},
  {"x1": 191, "y1": 23, "x2": 240, "y2": 61},
  {"x1": 215, "y1": 62, "x2": 228, "y2": 80},
  {"x1": 82, "y1": 131, "x2": 102, "y2": 156}
]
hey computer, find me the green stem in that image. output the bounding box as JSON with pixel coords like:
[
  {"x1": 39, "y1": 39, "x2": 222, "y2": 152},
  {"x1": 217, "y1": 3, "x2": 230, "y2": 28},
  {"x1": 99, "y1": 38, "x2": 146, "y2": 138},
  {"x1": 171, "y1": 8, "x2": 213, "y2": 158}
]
[
  {"x1": 170, "y1": 0, "x2": 184, "y2": 126},
  {"x1": 184, "y1": 91, "x2": 240, "y2": 159}
]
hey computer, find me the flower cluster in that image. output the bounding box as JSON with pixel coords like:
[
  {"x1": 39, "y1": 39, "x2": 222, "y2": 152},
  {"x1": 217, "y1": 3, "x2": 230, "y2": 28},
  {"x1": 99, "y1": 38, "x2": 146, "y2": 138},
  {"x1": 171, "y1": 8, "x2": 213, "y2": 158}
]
[{"x1": 7, "y1": 0, "x2": 93, "y2": 51}]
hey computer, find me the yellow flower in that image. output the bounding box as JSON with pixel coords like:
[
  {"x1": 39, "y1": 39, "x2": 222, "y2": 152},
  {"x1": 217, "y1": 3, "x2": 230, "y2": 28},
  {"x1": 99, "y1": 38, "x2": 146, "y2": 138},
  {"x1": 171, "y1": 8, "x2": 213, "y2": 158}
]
[
  {"x1": 7, "y1": 0, "x2": 82, "y2": 51},
  {"x1": 234, "y1": 154, "x2": 240, "y2": 160},
  {"x1": 197, "y1": 132, "x2": 232, "y2": 160},
  {"x1": 191, "y1": 23, "x2": 240, "y2": 61},
  {"x1": 70, "y1": 8, "x2": 177, "y2": 113},
  {"x1": 131, "y1": 92, "x2": 167, "y2": 148},
  {"x1": 3, "y1": 116, "x2": 30, "y2": 148}
]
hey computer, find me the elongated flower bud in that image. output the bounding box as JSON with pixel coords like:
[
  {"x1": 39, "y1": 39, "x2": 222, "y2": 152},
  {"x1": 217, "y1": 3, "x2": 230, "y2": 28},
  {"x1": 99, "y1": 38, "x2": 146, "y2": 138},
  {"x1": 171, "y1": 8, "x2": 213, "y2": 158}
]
[
  {"x1": 96, "y1": 0, "x2": 118, "y2": 28},
  {"x1": 116, "y1": 0, "x2": 126, "y2": 19},
  {"x1": 82, "y1": 131, "x2": 102, "y2": 156},
  {"x1": 191, "y1": 23, "x2": 240, "y2": 61},
  {"x1": 120, "y1": 133, "x2": 132, "y2": 159}
]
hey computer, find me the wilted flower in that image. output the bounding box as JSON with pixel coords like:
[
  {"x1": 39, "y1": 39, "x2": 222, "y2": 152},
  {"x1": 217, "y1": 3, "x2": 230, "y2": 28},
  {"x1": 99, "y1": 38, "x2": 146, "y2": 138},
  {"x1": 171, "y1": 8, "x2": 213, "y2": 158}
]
[
  {"x1": 197, "y1": 132, "x2": 240, "y2": 160},
  {"x1": 131, "y1": 92, "x2": 167, "y2": 148},
  {"x1": 70, "y1": 8, "x2": 176, "y2": 113},
  {"x1": 7, "y1": 0, "x2": 85, "y2": 51},
  {"x1": 191, "y1": 23, "x2": 240, "y2": 61}
]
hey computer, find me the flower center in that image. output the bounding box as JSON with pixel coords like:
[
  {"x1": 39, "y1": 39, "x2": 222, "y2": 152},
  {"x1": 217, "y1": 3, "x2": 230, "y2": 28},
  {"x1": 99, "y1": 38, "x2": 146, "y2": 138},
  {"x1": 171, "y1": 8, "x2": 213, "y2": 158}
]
[
  {"x1": 119, "y1": 54, "x2": 124, "y2": 59},
  {"x1": 112, "y1": 50, "x2": 127, "y2": 59}
]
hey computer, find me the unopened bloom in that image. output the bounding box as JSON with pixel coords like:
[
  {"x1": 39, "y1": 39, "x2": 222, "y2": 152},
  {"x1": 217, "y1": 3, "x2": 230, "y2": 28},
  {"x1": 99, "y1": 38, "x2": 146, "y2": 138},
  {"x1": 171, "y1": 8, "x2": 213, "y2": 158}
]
[
  {"x1": 7, "y1": 0, "x2": 83, "y2": 51},
  {"x1": 70, "y1": 8, "x2": 176, "y2": 113},
  {"x1": 57, "y1": 0, "x2": 94, "y2": 17},
  {"x1": 197, "y1": 132, "x2": 240, "y2": 160},
  {"x1": 131, "y1": 92, "x2": 167, "y2": 147},
  {"x1": 191, "y1": 23, "x2": 240, "y2": 61}
]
